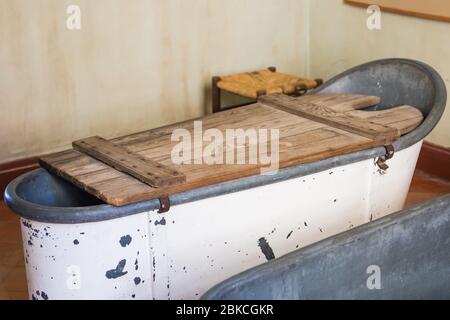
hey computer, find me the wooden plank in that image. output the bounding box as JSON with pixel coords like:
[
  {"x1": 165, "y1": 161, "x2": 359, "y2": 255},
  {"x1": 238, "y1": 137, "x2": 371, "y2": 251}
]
[
  {"x1": 345, "y1": 0, "x2": 450, "y2": 24},
  {"x1": 40, "y1": 95, "x2": 424, "y2": 206},
  {"x1": 258, "y1": 94, "x2": 400, "y2": 144},
  {"x1": 348, "y1": 105, "x2": 424, "y2": 135},
  {"x1": 72, "y1": 136, "x2": 185, "y2": 188},
  {"x1": 286, "y1": 94, "x2": 381, "y2": 112}
]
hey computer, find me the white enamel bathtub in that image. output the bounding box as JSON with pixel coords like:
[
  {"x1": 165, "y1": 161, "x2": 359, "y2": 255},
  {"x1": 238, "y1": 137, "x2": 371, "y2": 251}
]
[{"x1": 10, "y1": 142, "x2": 420, "y2": 300}]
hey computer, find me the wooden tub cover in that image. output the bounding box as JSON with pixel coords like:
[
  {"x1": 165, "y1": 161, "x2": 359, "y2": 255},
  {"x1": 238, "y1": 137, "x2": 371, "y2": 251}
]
[{"x1": 40, "y1": 94, "x2": 423, "y2": 206}]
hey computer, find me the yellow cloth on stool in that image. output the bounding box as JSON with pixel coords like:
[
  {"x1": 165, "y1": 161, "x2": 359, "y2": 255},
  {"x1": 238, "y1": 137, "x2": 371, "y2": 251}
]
[{"x1": 217, "y1": 69, "x2": 319, "y2": 99}]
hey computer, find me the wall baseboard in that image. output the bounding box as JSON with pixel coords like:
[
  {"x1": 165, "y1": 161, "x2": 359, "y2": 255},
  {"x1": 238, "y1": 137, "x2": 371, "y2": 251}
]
[
  {"x1": 416, "y1": 141, "x2": 450, "y2": 181},
  {"x1": 0, "y1": 157, "x2": 39, "y2": 200},
  {"x1": 0, "y1": 141, "x2": 449, "y2": 200}
]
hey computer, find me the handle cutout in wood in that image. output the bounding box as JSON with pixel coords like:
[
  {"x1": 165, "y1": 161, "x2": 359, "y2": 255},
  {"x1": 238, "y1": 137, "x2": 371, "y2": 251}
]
[{"x1": 259, "y1": 94, "x2": 400, "y2": 144}]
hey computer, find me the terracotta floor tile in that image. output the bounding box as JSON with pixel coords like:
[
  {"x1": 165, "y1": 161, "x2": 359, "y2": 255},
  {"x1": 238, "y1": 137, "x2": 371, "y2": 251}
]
[
  {"x1": 0, "y1": 266, "x2": 28, "y2": 293},
  {"x1": 0, "y1": 266, "x2": 10, "y2": 282},
  {"x1": 0, "y1": 202, "x2": 18, "y2": 222},
  {"x1": 405, "y1": 170, "x2": 450, "y2": 208},
  {"x1": 0, "y1": 291, "x2": 29, "y2": 300},
  {"x1": 0, "y1": 242, "x2": 24, "y2": 266},
  {"x1": 0, "y1": 221, "x2": 22, "y2": 244}
]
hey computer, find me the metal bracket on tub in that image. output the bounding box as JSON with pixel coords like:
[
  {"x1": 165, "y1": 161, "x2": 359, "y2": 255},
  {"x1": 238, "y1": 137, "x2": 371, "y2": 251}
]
[
  {"x1": 158, "y1": 196, "x2": 171, "y2": 213},
  {"x1": 376, "y1": 145, "x2": 395, "y2": 171}
]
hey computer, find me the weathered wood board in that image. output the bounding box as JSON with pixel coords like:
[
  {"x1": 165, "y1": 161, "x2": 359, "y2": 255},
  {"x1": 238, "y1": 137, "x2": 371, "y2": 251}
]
[
  {"x1": 72, "y1": 136, "x2": 185, "y2": 188},
  {"x1": 40, "y1": 94, "x2": 424, "y2": 206}
]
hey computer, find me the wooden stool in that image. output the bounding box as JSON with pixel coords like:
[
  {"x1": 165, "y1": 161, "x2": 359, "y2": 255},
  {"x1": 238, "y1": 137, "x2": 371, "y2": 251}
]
[{"x1": 212, "y1": 67, "x2": 322, "y2": 113}]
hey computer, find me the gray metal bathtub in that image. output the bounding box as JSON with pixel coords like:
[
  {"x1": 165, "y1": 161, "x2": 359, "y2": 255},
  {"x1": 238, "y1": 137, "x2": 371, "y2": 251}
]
[{"x1": 202, "y1": 195, "x2": 450, "y2": 300}]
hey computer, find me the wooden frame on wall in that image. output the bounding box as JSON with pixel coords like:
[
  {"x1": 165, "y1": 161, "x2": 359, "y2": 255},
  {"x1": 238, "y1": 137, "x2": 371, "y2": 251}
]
[{"x1": 345, "y1": 0, "x2": 450, "y2": 23}]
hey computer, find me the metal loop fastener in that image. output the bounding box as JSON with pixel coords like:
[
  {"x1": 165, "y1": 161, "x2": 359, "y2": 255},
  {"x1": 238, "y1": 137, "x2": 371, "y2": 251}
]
[
  {"x1": 158, "y1": 196, "x2": 171, "y2": 213},
  {"x1": 376, "y1": 145, "x2": 395, "y2": 171}
]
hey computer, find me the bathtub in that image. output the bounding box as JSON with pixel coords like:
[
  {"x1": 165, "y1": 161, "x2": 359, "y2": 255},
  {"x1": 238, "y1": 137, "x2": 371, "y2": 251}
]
[
  {"x1": 202, "y1": 194, "x2": 450, "y2": 300},
  {"x1": 4, "y1": 59, "x2": 446, "y2": 300}
]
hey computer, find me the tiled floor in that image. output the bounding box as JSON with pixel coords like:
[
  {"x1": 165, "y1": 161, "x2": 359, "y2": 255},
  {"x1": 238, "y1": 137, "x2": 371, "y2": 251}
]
[
  {"x1": 0, "y1": 169, "x2": 449, "y2": 300},
  {"x1": 405, "y1": 170, "x2": 450, "y2": 207},
  {"x1": 0, "y1": 201, "x2": 28, "y2": 300}
]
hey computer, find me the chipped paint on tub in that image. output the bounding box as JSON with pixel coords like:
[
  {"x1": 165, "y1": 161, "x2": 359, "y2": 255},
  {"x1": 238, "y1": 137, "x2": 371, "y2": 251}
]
[
  {"x1": 21, "y1": 142, "x2": 421, "y2": 300},
  {"x1": 21, "y1": 212, "x2": 152, "y2": 300}
]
